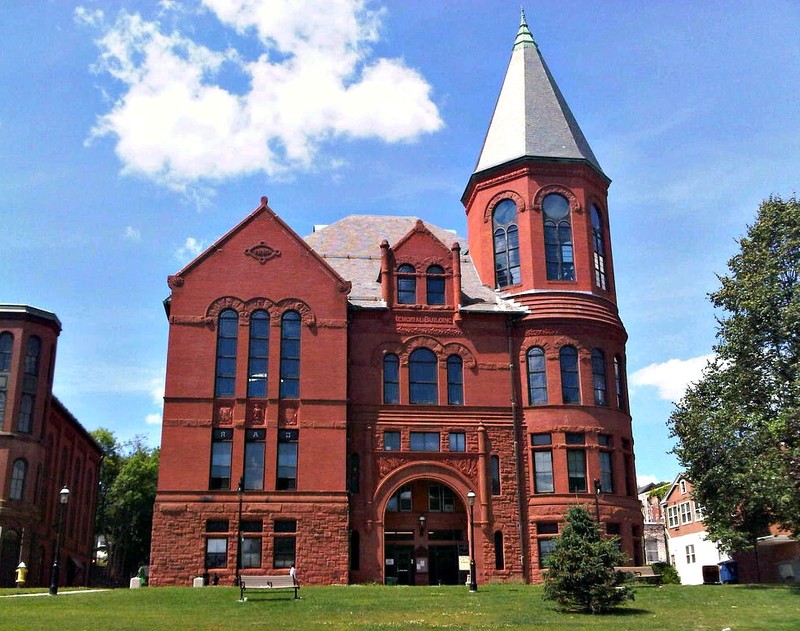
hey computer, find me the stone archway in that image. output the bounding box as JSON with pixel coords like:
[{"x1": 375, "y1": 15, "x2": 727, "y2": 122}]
[{"x1": 374, "y1": 463, "x2": 475, "y2": 586}]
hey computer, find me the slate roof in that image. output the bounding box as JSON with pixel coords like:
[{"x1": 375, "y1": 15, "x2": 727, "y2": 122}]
[
  {"x1": 473, "y1": 10, "x2": 604, "y2": 177},
  {"x1": 303, "y1": 215, "x2": 524, "y2": 313}
]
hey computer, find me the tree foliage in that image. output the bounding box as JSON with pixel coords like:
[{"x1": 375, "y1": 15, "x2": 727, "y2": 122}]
[
  {"x1": 542, "y1": 505, "x2": 633, "y2": 614},
  {"x1": 669, "y1": 195, "x2": 800, "y2": 549},
  {"x1": 91, "y1": 429, "x2": 159, "y2": 582}
]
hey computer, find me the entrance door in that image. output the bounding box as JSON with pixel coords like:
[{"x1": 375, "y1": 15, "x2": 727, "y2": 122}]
[
  {"x1": 385, "y1": 545, "x2": 415, "y2": 585},
  {"x1": 429, "y1": 545, "x2": 459, "y2": 585}
]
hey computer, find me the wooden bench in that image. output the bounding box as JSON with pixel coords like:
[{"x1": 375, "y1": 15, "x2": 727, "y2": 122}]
[
  {"x1": 615, "y1": 566, "x2": 662, "y2": 585},
  {"x1": 239, "y1": 574, "x2": 300, "y2": 601}
]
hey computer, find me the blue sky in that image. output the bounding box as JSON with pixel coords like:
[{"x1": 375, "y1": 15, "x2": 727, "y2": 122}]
[{"x1": 2, "y1": 1, "x2": 798, "y2": 486}]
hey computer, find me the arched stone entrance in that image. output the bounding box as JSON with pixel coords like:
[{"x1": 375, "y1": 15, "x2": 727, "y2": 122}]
[{"x1": 374, "y1": 463, "x2": 475, "y2": 586}]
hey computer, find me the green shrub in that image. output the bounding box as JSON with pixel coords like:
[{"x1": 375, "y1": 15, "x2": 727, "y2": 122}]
[{"x1": 651, "y1": 562, "x2": 680, "y2": 584}]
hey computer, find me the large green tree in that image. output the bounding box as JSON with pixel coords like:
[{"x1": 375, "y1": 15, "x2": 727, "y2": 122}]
[
  {"x1": 669, "y1": 195, "x2": 800, "y2": 550},
  {"x1": 542, "y1": 505, "x2": 632, "y2": 614},
  {"x1": 91, "y1": 430, "x2": 159, "y2": 582}
]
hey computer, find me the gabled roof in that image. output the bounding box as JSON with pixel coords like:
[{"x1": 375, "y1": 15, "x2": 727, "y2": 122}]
[
  {"x1": 473, "y1": 10, "x2": 605, "y2": 178},
  {"x1": 304, "y1": 215, "x2": 524, "y2": 313}
]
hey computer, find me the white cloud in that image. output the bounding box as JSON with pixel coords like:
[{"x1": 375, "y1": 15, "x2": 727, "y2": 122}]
[
  {"x1": 145, "y1": 413, "x2": 162, "y2": 425},
  {"x1": 629, "y1": 353, "x2": 714, "y2": 402},
  {"x1": 81, "y1": 1, "x2": 442, "y2": 194},
  {"x1": 636, "y1": 473, "x2": 661, "y2": 489},
  {"x1": 175, "y1": 236, "x2": 205, "y2": 262},
  {"x1": 123, "y1": 225, "x2": 141, "y2": 241}
]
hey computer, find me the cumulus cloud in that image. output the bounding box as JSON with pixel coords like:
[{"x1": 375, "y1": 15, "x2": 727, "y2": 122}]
[
  {"x1": 123, "y1": 225, "x2": 141, "y2": 241},
  {"x1": 145, "y1": 413, "x2": 163, "y2": 425},
  {"x1": 175, "y1": 236, "x2": 205, "y2": 262},
  {"x1": 629, "y1": 353, "x2": 715, "y2": 402},
  {"x1": 80, "y1": 1, "x2": 442, "y2": 194}
]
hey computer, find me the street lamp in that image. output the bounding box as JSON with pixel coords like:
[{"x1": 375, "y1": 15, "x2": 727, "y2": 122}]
[
  {"x1": 594, "y1": 478, "x2": 602, "y2": 523},
  {"x1": 467, "y1": 490, "x2": 477, "y2": 592},
  {"x1": 235, "y1": 476, "x2": 244, "y2": 587},
  {"x1": 49, "y1": 486, "x2": 70, "y2": 595}
]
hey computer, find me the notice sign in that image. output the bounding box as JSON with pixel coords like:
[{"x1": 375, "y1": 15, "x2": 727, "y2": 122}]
[{"x1": 458, "y1": 556, "x2": 470, "y2": 571}]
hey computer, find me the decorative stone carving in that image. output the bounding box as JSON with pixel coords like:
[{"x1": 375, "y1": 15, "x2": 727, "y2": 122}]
[
  {"x1": 167, "y1": 275, "x2": 184, "y2": 288},
  {"x1": 251, "y1": 403, "x2": 265, "y2": 425},
  {"x1": 244, "y1": 241, "x2": 281, "y2": 264},
  {"x1": 216, "y1": 406, "x2": 233, "y2": 424},
  {"x1": 169, "y1": 315, "x2": 212, "y2": 327}
]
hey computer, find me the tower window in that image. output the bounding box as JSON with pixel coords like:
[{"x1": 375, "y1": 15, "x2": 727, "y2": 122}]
[
  {"x1": 614, "y1": 355, "x2": 627, "y2": 412},
  {"x1": 591, "y1": 205, "x2": 608, "y2": 290},
  {"x1": 591, "y1": 348, "x2": 608, "y2": 406},
  {"x1": 543, "y1": 193, "x2": 575, "y2": 281},
  {"x1": 559, "y1": 346, "x2": 580, "y2": 404},
  {"x1": 397, "y1": 264, "x2": 416, "y2": 304},
  {"x1": 526, "y1": 346, "x2": 547, "y2": 405},
  {"x1": 426, "y1": 265, "x2": 446, "y2": 305},
  {"x1": 0, "y1": 332, "x2": 12, "y2": 371},
  {"x1": 492, "y1": 199, "x2": 520, "y2": 287},
  {"x1": 10, "y1": 459, "x2": 26, "y2": 500}
]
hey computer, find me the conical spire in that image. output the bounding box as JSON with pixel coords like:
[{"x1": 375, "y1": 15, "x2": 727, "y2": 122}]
[{"x1": 473, "y1": 11, "x2": 604, "y2": 177}]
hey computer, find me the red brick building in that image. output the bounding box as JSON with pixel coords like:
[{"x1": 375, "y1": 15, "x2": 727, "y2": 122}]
[
  {"x1": 150, "y1": 13, "x2": 643, "y2": 587},
  {"x1": 0, "y1": 305, "x2": 101, "y2": 587}
]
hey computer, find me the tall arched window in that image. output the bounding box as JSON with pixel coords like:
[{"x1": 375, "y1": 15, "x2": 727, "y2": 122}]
[
  {"x1": 280, "y1": 311, "x2": 301, "y2": 398},
  {"x1": 214, "y1": 309, "x2": 238, "y2": 397},
  {"x1": 24, "y1": 336, "x2": 41, "y2": 377},
  {"x1": 426, "y1": 265, "x2": 446, "y2": 305},
  {"x1": 10, "y1": 459, "x2": 26, "y2": 500},
  {"x1": 492, "y1": 199, "x2": 520, "y2": 287},
  {"x1": 397, "y1": 264, "x2": 416, "y2": 304},
  {"x1": 383, "y1": 354, "x2": 400, "y2": 404},
  {"x1": 409, "y1": 348, "x2": 437, "y2": 404},
  {"x1": 591, "y1": 348, "x2": 608, "y2": 406},
  {"x1": 446, "y1": 355, "x2": 463, "y2": 405},
  {"x1": 526, "y1": 346, "x2": 548, "y2": 405},
  {"x1": 0, "y1": 332, "x2": 12, "y2": 371},
  {"x1": 247, "y1": 310, "x2": 269, "y2": 397},
  {"x1": 543, "y1": 194, "x2": 575, "y2": 281},
  {"x1": 559, "y1": 346, "x2": 580, "y2": 404},
  {"x1": 614, "y1": 355, "x2": 627, "y2": 412},
  {"x1": 591, "y1": 205, "x2": 608, "y2": 290},
  {"x1": 494, "y1": 531, "x2": 505, "y2": 570}
]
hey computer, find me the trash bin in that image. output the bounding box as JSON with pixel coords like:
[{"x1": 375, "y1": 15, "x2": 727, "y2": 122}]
[{"x1": 719, "y1": 560, "x2": 738, "y2": 584}]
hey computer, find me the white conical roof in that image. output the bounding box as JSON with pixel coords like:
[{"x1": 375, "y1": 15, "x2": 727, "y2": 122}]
[{"x1": 474, "y1": 11, "x2": 604, "y2": 176}]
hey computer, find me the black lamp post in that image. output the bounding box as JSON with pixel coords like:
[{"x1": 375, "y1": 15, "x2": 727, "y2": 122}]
[
  {"x1": 49, "y1": 486, "x2": 70, "y2": 595},
  {"x1": 594, "y1": 478, "x2": 602, "y2": 523},
  {"x1": 467, "y1": 490, "x2": 477, "y2": 592},
  {"x1": 235, "y1": 476, "x2": 244, "y2": 586}
]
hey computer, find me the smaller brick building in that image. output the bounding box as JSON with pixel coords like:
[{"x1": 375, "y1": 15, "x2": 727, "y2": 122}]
[{"x1": 0, "y1": 305, "x2": 101, "y2": 587}]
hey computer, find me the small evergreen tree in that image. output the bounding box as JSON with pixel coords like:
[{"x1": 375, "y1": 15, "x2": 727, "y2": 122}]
[{"x1": 543, "y1": 505, "x2": 633, "y2": 614}]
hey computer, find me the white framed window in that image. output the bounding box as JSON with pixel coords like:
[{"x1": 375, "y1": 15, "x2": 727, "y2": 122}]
[
  {"x1": 694, "y1": 502, "x2": 705, "y2": 521},
  {"x1": 679, "y1": 479, "x2": 687, "y2": 494},
  {"x1": 667, "y1": 505, "x2": 679, "y2": 528},
  {"x1": 679, "y1": 501, "x2": 693, "y2": 524},
  {"x1": 685, "y1": 544, "x2": 696, "y2": 564}
]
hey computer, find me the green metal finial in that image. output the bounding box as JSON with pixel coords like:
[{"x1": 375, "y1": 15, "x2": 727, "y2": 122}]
[{"x1": 514, "y1": 7, "x2": 537, "y2": 50}]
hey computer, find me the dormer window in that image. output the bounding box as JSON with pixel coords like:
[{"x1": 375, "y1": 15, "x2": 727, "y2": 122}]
[
  {"x1": 492, "y1": 199, "x2": 520, "y2": 287},
  {"x1": 397, "y1": 264, "x2": 416, "y2": 304},
  {"x1": 543, "y1": 193, "x2": 574, "y2": 281},
  {"x1": 426, "y1": 265, "x2": 445, "y2": 305}
]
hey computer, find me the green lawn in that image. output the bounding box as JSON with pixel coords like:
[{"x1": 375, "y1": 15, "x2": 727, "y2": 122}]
[{"x1": 0, "y1": 583, "x2": 797, "y2": 630}]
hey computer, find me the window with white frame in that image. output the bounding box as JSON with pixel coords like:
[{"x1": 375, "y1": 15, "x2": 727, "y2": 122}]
[
  {"x1": 679, "y1": 501, "x2": 693, "y2": 524},
  {"x1": 667, "y1": 505, "x2": 679, "y2": 528},
  {"x1": 679, "y1": 479, "x2": 687, "y2": 494},
  {"x1": 685, "y1": 544, "x2": 696, "y2": 564},
  {"x1": 694, "y1": 502, "x2": 705, "y2": 521}
]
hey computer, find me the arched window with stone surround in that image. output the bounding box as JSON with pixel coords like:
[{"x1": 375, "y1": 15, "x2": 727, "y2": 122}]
[
  {"x1": 214, "y1": 309, "x2": 238, "y2": 397},
  {"x1": 397, "y1": 264, "x2": 416, "y2": 304},
  {"x1": 10, "y1": 459, "x2": 26, "y2": 500},
  {"x1": 492, "y1": 199, "x2": 520, "y2": 287},
  {"x1": 559, "y1": 345, "x2": 580, "y2": 404},
  {"x1": 247, "y1": 310, "x2": 269, "y2": 397},
  {"x1": 383, "y1": 354, "x2": 400, "y2": 404},
  {"x1": 526, "y1": 346, "x2": 548, "y2": 405},
  {"x1": 591, "y1": 348, "x2": 608, "y2": 406},
  {"x1": 409, "y1": 348, "x2": 437, "y2": 404},
  {"x1": 543, "y1": 193, "x2": 575, "y2": 281},
  {"x1": 426, "y1": 265, "x2": 446, "y2": 305},
  {"x1": 279, "y1": 311, "x2": 301, "y2": 399}
]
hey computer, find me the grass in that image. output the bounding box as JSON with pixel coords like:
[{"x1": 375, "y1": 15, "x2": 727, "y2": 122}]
[{"x1": 0, "y1": 583, "x2": 798, "y2": 630}]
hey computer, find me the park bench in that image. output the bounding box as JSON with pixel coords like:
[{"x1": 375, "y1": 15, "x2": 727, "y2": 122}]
[
  {"x1": 615, "y1": 566, "x2": 662, "y2": 585},
  {"x1": 239, "y1": 574, "x2": 300, "y2": 601}
]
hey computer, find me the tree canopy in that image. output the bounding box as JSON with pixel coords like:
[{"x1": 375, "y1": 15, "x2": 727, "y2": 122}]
[
  {"x1": 542, "y1": 505, "x2": 632, "y2": 614},
  {"x1": 669, "y1": 195, "x2": 800, "y2": 549},
  {"x1": 91, "y1": 429, "x2": 159, "y2": 583}
]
